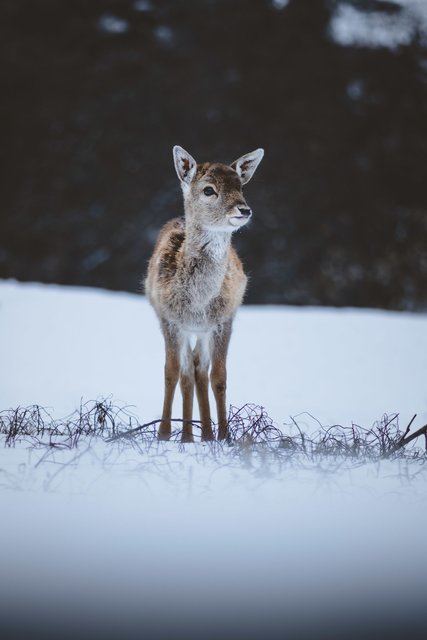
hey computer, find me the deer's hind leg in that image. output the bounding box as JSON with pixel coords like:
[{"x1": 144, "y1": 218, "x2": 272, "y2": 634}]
[
  {"x1": 194, "y1": 334, "x2": 214, "y2": 442},
  {"x1": 211, "y1": 321, "x2": 232, "y2": 441},
  {"x1": 158, "y1": 321, "x2": 180, "y2": 441}
]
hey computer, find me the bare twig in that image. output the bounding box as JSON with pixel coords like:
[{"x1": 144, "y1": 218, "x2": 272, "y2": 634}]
[
  {"x1": 105, "y1": 417, "x2": 204, "y2": 443},
  {"x1": 1, "y1": 400, "x2": 426, "y2": 468},
  {"x1": 384, "y1": 421, "x2": 427, "y2": 457},
  {"x1": 398, "y1": 414, "x2": 417, "y2": 443}
]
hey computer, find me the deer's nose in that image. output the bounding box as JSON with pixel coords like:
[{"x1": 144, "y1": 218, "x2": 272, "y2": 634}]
[{"x1": 237, "y1": 207, "x2": 252, "y2": 218}]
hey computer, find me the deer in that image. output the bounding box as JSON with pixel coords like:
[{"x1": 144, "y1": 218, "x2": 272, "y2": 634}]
[{"x1": 145, "y1": 145, "x2": 264, "y2": 442}]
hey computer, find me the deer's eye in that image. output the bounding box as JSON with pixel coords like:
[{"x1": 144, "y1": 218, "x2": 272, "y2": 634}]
[{"x1": 203, "y1": 186, "x2": 216, "y2": 196}]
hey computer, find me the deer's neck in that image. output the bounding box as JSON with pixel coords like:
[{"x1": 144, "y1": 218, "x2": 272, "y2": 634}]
[
  {"x1": 183, "y1": 199, "x2": 232, "y2": 262},
  {"x1": 180, "y1": 208, "x2": 232, "y2": 308},
  {"x1": 185, "y1": 223, "x2": 231, "y2": 263}
]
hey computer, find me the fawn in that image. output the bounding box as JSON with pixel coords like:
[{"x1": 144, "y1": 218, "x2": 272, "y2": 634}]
[{"x1": 145, "y1": 145, "x2": 264, "y2": 442}]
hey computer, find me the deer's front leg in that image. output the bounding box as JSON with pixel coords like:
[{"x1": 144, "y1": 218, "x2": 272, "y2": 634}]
[
  {"x1": 158, "y1": 322, "x2": 180, "y2": 441},
  {"x1": 211, "y1": 321, "x2": 232, "y2": 441},
  {"x1": 180, "y1": 343, "x2": 195, "y2": 443}
]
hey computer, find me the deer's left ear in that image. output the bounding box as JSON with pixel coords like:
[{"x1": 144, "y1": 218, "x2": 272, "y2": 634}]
[{"x1": 231, "y1": 148, "x2": 264, "y2": 185}]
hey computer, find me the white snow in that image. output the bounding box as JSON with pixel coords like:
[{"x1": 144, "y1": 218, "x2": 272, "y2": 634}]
[
  {"x1": 272, "y1": 0, "x2": 289, "y2": 11},
  {"x1": 1, "y1": 279, "x2": 426, "y2": 427},
  {"x1": 133, "y1": 0, "x2": 153, "y2": 12},
  {"x1": 0, "y1": 279, "x2": 426, "y2": 639},
  {"x1": 97, "y1": 14, "x2": 129, "y2": 35},
  {"x1": 329, "y1": 0, "x2": 427, "y2": 50}
]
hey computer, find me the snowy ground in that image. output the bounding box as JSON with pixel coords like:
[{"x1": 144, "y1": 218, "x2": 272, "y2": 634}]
[
  {"x1": 2, "y1": 279, "x2": 426, "y2": 427},
  {"x1": 1, "y1": 280, "x2": 427, "y2": 640}
]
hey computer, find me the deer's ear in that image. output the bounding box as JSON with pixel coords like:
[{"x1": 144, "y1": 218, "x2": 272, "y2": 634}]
[
  {"x1": 231, "y1": 148, "x2": 264, "y2": 185},
  {"x1": 173, "y1": 145, "x2": 197, "y2": 184}
]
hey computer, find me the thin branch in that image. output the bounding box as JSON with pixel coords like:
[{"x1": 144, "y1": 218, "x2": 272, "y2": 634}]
[
  {"x1": 398, "y1": 413, "x2": 417, "y2": 443},
  {"x1": 105, "y1": 418, "x2": 204, "y2": 443},
  {"x1": 384, "y1": 422, "x2": 427, "y2": 457}
]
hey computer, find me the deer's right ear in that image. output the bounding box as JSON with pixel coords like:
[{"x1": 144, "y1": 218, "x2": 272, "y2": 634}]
[{"x1": 173, "y1": 146, "x2": 197, "y2": 185}]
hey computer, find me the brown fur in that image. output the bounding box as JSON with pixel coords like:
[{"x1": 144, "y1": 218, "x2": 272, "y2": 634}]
[{"x1": 145, "y1": 145, "x2": 263, "y2": 442}]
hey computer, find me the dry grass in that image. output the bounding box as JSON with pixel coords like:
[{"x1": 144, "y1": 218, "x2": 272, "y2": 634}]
[{"x1": 1, "y1": 399, "x2": 426, "y2": 466}]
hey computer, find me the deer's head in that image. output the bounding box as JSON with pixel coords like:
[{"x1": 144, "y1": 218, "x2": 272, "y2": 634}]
[{"x1": 173, "y1": 145, "x2": 264, "y2": 232}]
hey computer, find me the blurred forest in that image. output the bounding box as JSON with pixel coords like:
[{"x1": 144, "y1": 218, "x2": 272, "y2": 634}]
[{"x1": 1, "y1": 0, "x2": 426, "y2": 309}]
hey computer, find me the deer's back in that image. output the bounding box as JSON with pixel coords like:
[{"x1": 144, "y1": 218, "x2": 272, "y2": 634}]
[{"x1": 145, "y1": 217, "x2": 247, "y2": 330}]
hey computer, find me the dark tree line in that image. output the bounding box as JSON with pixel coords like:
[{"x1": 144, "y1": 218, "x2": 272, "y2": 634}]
[{"x1": 1, "y1": 0, "x2": 426, "y2": 309}]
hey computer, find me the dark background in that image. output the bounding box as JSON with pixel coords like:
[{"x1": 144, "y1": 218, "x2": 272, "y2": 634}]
[{"x1": 1, "y1": 0, "x2": 426, "y2": 309}]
